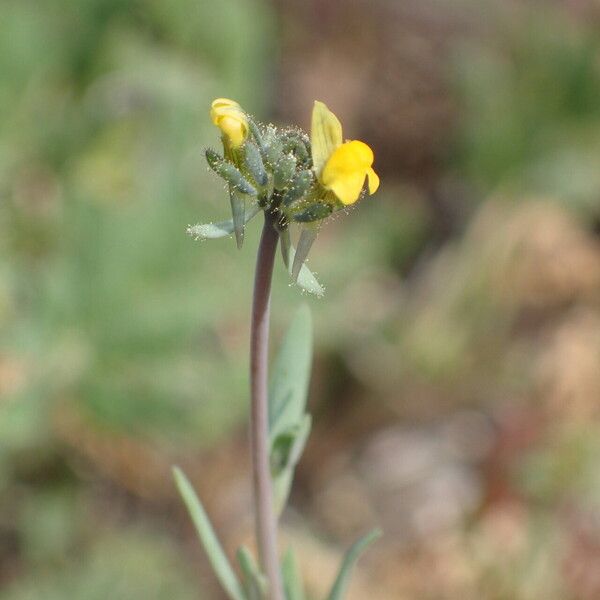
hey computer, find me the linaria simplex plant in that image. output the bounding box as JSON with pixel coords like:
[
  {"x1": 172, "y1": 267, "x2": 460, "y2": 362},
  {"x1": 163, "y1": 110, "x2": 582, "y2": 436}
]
[{"x1": 174, "y1": 98, "x2": 381, "y2": 600}]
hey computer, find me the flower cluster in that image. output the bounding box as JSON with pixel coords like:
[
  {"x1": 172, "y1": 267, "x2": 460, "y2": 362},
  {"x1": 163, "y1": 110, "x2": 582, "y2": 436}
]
[{"x1": 189, "y1": 98, "x2": 380, "y2": 294}]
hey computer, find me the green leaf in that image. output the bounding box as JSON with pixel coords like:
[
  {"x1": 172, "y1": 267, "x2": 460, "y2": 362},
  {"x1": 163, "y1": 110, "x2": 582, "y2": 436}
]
[
  {"x1": 172, "y1": 467, "x2": 245, "y2": 600},
  {"x1": 289, "y1": 245, "x2": 324, "y2": 297},
  {"x1": 291, "y1": 226, "x2": 318, "y2": 283},
  {"x1": 271, "y1": 415, "x2": 312, "y2": 514},
  {"x1": 282, "y1": 548, "x2": 305, "y2": 600},
  {"x1": 230, "y1": 189, "x2": 246, "y2": 249},
  {"x1": 269, "y1": 306, "x2": 313, "y2": 439},
  {"x1": 280, "y1": 228, "x2": 291, "y2": 269},
  {"x1": 237, "y1": 546, "x2": 267, "y2": 600},
  {"x1": 326, "y1": 529, "x2": 382, "y2": 600},
  {"x1": 269, "y1": 307, "x2": 313, "y2": 514},
  {"x1": 271, "y1": 416, "x2": 312, "y2": 475},
  {"x1": 187, "y1": 204, "x2": 261, "y2": 240},
  {"x1": 272, "y1": 416, "x2": 312, "y2": 514}
]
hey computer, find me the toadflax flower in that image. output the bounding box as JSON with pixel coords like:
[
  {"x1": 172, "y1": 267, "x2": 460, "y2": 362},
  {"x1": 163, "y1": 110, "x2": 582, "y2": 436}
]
[
  {"x1": 190, "y1": 97, "x2": 381, "y2": 295},
  {"x1": 210, "y1": 98, "x2": 248, "y2": 149},
  {"x1": 311, "y1": 101, "x2": 379, "y2": 205}
]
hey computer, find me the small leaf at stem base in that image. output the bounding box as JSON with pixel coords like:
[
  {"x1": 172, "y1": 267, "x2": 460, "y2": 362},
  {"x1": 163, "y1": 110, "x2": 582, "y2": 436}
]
[{"x1": 291, "y1": 227, "x2": 318, "y2": 283}]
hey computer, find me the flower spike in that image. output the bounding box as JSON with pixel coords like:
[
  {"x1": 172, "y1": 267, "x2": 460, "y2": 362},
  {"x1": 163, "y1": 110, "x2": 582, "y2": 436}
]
[{"x1": 192, "y1": 98, "x2": 380, "y2": 293}]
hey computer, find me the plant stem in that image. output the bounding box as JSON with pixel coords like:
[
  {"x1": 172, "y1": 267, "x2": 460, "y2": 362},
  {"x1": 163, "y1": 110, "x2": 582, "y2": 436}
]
[{"x1": 250, "y1": 212, "x2": 284, "y2": 600}]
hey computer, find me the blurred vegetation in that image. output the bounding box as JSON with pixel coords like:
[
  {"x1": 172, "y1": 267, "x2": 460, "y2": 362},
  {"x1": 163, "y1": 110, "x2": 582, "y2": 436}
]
[{"x1": 1, "y1": 0, "x2": 600, "y2": 599}]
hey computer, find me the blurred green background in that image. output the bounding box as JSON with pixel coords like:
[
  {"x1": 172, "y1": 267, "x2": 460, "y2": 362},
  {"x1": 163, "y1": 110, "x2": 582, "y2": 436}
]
[{"x1": 1, "y1": 0, "x2": 600, "y2": 598}]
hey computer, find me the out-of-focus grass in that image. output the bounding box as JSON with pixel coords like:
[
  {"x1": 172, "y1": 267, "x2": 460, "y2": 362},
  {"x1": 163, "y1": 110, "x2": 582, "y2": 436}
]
[
  {"x1": 452, "y1": 6, "x2": 600, "y2": 218},
  {"x1": 0, "y1": 0, "x2": 274, "y2": 446},
  {"x1": 1, "y1": 531, "x2": 199, "y2": 600},
  {"x1": 0, "y1": 0, "x2": 277, "y2": 594}
]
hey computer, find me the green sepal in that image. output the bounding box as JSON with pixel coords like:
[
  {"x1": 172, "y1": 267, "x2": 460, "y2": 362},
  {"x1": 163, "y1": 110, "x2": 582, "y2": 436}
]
[
  {"x1": 187, "y1": 204, "x2": 261, "y2": 240},
  {"x1": 282, "y1": 549, "x2": 306, "y2": 600},
  {"x1": 291, "y1": 226, "x2": 318, "y2": 282},
  {"x1": 172, "y1": 467, "x2": 245, "y2": 600},
  {"x1": 229, "y1": 189, "x2": 246, "y2": 249},
  {"x1": 205, "y1": 149, "x2": 257, "y2": 196},
  {"x1": 326, "y1": 529, "x2": 382, "y2": 600},
  {"x1": 293, "y1": 203, "x2": 333, "y2": 223},
  {"x1": 282, "y1": 171, "x2": 313, "y2": 206},
  {"x1": 244, "y1": 141, "x2": 268, "y2": 187},
  {"x1": 273, "y1": 154, "x2": 297, "y2": 189},
  {"x1": 237, "y1": 546, "x2": 267, "y2": 600}
]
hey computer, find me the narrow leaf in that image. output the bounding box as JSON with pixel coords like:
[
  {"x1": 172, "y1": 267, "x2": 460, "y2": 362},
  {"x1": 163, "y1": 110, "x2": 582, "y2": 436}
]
[
  {"x1": 280, "y1": 228, "x2": 291, "y2": 268},
  {"x1": 282, "y1": 548, "x2": 305, "y2": 600},
  {"x1": 230, "y1": 189, "x2": 246, "y2": 249},
  {"x1": 289, "y1": 244, "x2": 324, "y2": 297},
  {"x1": 237, "y1": 546, "x2": 267, "y2": 600},
  {"x1": 172, "y1": 467, "x2": 245, "y2": 600},
  {"x1": 326, "y1": 529, "x2": 382, "y2": 600},
  {"x1": 273, "y1": 416, "x2": 312, "y2": 514},
  {"x1": 187, "y1": 205, "x2": 260, "y2": 240},
  {"x1": 269, "y1": 306, "x2": 313, "y2": 438},
  {"x1": 292, "y1": 227, "x2": 318, "y2": 283}
]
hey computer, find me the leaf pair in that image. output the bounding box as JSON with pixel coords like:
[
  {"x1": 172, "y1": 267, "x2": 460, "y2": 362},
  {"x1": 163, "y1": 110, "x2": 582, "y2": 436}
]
[
  {"x1": 187, "y1": 214, "x2": 324, "y2": 297},
  {"x1": 279, "y1": 228, "x2": 324, "y2": 296}
]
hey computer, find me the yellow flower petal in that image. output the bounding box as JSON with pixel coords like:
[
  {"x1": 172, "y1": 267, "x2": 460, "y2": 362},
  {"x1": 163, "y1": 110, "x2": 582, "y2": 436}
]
[
  {"x1": 211, "y1": 98, "x2": 239, "y2": 108},
  {"x1": 210, "y1": 98, "x2": 241, "y2": 121},
  {"x1": 366, "y1": 167, "x2": 380, "y2": 194},
  {"x1": 311, "y1": 101, "x2": 343, "y2": 176},
  {"x1": 210, "y1": 98, "x2": 248, "y2": 148},
  {"x1": 320, "y1": 140, "x2": 378, "y2": 205},
  {"x1": 217, "y1": 114, "x2": 247, "y2": 147}
]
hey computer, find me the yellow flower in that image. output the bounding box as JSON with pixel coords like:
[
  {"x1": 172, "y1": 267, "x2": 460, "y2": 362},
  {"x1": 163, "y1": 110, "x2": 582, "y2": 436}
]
[
  {"x1": 311, "y1": 101, "x2": 379, "y2": 205},
  {"x1": 210, "y1": 98, "x2": 248, "y2": 148}
]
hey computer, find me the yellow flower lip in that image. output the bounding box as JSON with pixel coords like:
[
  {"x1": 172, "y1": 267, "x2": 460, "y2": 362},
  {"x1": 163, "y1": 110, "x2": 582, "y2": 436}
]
[
  {"x1": 310, "y1": 101, "x2": 379, "y2": 205},
  {"x1": 210, "y1": 98, "x2": 248, "y2": 148}
]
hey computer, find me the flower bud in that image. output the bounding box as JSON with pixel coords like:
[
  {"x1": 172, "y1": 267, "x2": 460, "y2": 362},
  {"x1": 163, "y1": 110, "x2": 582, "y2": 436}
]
[
  {"x1": 293, "y1": 202, "x2": 333, "y2": 223},
  {"x1": 273, "y1": 154, "x2": 297, "y2": 190},
  {"x1": 243, "y1": 141, "x2": 268, "y2": 187},
  {"x1": 282, "y1": 132, "x2": 310, "y2": 166},
  {"x1": 282, "y1": 170, "x2": 313, "y2": 206},
  {"x1": 210, "y1": 98, "x2": 248, "y2": 149},
  {"x1": 264, "y1": 136, "x2": 284, "y2": 169},
  {"x1": 205, "y1": 149, "x2": 257, "y2": 196}
]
